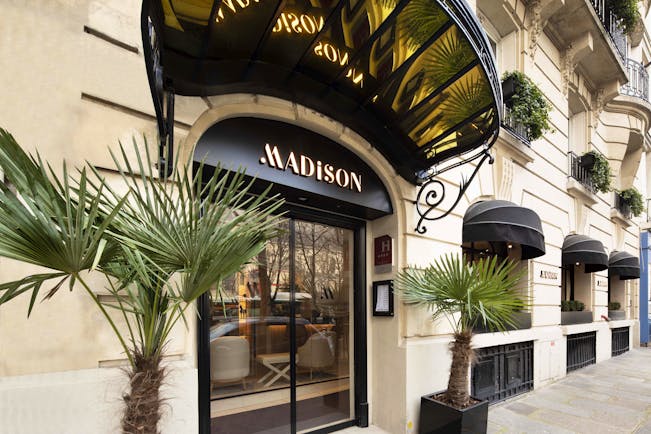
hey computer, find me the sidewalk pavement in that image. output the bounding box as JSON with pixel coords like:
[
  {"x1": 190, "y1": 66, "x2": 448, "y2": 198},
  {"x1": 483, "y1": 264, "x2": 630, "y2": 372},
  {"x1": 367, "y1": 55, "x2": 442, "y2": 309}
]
[
  {"x1": 489, "y1": 347, "x2": 651, "y2": 434},
  {"x1": 341, "y1": 347, "x2": 651, "y2": 434}
]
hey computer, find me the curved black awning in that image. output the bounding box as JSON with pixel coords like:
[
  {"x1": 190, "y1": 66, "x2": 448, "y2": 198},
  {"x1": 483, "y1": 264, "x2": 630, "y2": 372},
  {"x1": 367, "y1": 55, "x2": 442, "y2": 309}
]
[
  {"x1": 142, "y1": 0, "x2": 502, "y2": 182},
  {"x1": 609, "y1": 250, "x2": 640, "y2": 280},
  {"x1": 562, "y1": 234, "x2": 608, "y2": 273},
  {"x1": 462, "y1": 200, "x2": 545, "y2": 260}
]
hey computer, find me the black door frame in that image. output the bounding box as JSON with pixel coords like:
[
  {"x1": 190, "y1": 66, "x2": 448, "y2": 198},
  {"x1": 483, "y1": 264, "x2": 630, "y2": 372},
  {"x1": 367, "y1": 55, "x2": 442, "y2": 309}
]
[{"x1": 197, "y1": 205, "x2": 368, "y2": 434}]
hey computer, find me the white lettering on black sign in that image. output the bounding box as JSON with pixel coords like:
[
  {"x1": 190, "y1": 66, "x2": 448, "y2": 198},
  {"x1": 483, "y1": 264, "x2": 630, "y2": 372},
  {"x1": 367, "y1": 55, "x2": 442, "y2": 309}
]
[{"x1": 260, "y1": 143, "x2": 362, "y2": 192}]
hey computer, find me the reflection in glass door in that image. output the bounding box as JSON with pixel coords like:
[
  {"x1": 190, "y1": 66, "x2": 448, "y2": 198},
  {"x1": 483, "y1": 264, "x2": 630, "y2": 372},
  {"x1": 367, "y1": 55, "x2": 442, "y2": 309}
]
[{"x1": 208, "y1": 218, "x2": 355, "y2": 434}]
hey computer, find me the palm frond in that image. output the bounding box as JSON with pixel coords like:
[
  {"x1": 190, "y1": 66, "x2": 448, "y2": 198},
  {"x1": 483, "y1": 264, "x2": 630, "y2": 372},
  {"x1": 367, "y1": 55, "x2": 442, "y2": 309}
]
[{"x1": 395, "y1": 253, "x2": 527, "y2": 334}]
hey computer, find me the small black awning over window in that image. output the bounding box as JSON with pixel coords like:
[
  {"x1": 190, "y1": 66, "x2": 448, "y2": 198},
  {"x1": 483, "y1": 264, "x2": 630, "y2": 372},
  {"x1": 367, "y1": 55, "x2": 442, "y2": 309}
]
[
  {"x1": 609, "y1": 251, "x2": 640, "y2": 280},
  {"x1": 462, "y1": 200, "x2": 545, "y2": 260},
  {"x1": 561, "y1": 234, "x2": 608, "y2": 273}
]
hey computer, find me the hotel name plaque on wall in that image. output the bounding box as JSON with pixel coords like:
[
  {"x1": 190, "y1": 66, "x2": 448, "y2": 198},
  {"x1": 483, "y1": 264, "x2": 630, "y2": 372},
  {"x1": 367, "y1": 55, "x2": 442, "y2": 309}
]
[{"x1": 532, "y1": 262, "x2": 561, "y2": 286}]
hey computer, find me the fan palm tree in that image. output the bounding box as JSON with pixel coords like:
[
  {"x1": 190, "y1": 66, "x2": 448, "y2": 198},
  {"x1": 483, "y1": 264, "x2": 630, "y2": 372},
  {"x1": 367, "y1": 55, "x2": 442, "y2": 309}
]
[
  {"x1": 0, "y1": 129, "x2": 284, "y2": 433},
  {"x1": 395, "y1": 254, "x2": 526, "y2": 408}
]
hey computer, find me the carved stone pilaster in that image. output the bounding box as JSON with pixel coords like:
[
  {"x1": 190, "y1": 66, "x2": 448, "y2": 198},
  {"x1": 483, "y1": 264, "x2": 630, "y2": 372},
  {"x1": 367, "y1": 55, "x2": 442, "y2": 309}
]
[
  {"x1": 592, "y1": 88, "x2": 605, "y2": 128},
  {"x1": 528, "y1": 0, "x2": 543, "y2": 60},
  {"x1": 561, "y1": 45, "x2": 576, "y2": 96},
  {"x1": 497, "y1": 157, "x2": 514, "y2": 201}
]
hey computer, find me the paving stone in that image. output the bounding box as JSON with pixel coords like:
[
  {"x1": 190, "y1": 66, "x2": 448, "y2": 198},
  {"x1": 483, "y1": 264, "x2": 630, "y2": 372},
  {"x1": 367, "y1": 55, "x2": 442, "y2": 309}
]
[
  {"x1": 502, "y1": 401, "x2": 538, "y2": 416},
  {"x1": 489, "y1": 407, "x2": 573, "y2": 434},
  {"x1": 531, "y1": 408, "x2": 623, "y2": 434}
]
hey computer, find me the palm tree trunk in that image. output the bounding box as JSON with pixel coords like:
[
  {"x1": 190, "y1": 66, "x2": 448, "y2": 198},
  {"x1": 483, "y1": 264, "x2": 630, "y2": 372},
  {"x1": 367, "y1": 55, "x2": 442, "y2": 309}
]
[
  {"x1": 122, "y1": 352, "x2": 165, "y2": 434},
  {"x1": 445, "y1": 330, "x2": 472, "y2": 408}
]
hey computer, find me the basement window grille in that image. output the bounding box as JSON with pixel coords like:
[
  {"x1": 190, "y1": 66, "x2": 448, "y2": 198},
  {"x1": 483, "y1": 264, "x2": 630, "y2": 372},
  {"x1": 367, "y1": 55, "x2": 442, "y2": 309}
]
[
  {"x1": 471, "y1": 341, "x2": 534, "y2": 403},
  {"x1": 611, "y1": 327, "x2": 630, "y2": 357},
  {"x1": 566, "y1": 332, "x2": 596, "y2": 372}
]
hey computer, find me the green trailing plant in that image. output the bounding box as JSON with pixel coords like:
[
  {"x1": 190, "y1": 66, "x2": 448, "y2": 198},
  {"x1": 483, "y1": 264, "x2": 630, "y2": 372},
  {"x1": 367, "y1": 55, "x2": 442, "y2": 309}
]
[
  {"x1": 609, "y1": 301, "x2": 622, "y2": 311},
  {"x1": 619, "y1": 187, "x2": 644, "y2": 217},
  {"x1": 0, "y1": 129, "x2": 284, "y2": 434},
  {"x1": 582, "y1": 150, "x2": 612, "y2": 193},
  {"x1": 608, "y1": 0, "x2": 641, "y2": 35},
  {"x1": 395, "y1": 254, "x2": 527, "y2": 409},
  {"x1": 561, "y1": 300, "x2": 586, "y2": 311},
  {"x1": 502, "y1": 71, "x2": 552, "y2": 141}
]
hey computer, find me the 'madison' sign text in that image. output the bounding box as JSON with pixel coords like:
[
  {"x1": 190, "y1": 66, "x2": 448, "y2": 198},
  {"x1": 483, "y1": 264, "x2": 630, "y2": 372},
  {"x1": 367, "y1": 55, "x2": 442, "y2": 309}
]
[{"x1": 260, "y1": 144, "x2": 362, "y2": 192}]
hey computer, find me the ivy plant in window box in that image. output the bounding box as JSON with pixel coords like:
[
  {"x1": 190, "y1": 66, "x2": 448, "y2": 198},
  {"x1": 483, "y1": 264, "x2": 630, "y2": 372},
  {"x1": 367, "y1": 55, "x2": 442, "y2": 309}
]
[
  {"x1": 608, "y1": 0, "x2": 641, "y2": 35},
  {"x1": 561, "y1": 299, "x2": 592, "y2": 325},
  {"x1": 619, "y1": 187, "x2": 645, "y2": 217},
  {"x1": 608, "y1": 301, "x2": 626, "y2": 320},
  {"x1": 581, "y1": 150, "x2": 612, "y2": 193},
  {"x1": 502, "y1": 71, "x2": 552, "y2": 141}
]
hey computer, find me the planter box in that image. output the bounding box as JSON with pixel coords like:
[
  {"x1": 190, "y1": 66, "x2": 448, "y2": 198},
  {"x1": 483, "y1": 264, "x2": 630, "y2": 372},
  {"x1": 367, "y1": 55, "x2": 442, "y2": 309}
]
[
  {"x1": 561, "y1": 311, "x2": 593, "y2": 325},
  {"x1": 419, "y1": 393, "x2": 488, "y2": 434},
  {"x1": 474, "y1": 311, "x2": 531, "y2": 334},
  {"x1": 502, "y1": 76, "x2": 516, "y2": 102},
  {"x1": 608, "y1": 310, "x2": 626, "y2": 320},
  {"x1": 578, "y1": 153, "x2": 596, "y2": 170}
]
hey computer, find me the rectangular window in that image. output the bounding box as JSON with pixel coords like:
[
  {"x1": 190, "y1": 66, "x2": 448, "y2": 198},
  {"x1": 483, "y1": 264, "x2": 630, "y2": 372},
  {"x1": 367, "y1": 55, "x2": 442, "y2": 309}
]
[{"x1": 471, "y1": 341, "x2": 534, "y2": 403}]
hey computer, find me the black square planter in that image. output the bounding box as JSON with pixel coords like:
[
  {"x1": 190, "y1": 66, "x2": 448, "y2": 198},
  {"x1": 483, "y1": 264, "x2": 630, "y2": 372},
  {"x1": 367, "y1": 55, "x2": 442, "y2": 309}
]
[
  {"x1": 419, "y1": 392, "x2": 488, "y2": 434},
  {"x1": 561, "y1": 311, "x2": 593, "y2": 325}
]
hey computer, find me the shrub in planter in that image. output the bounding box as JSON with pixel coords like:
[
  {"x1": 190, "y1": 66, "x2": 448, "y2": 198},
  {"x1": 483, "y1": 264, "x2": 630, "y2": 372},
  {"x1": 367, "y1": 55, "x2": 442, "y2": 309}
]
[
  {"x1": 609, "y1": 301, "x2": 622, "y2": 311},
  {"x1": 502, "y1": 71, "x2": 552, "y2": 141},
  {"x1": 619, "y1": 187, "x2": 645, "y2": 217},
  {"x1": 396, "y1": 254, "x2": 526, "y2": 434},
  {"x1": 561, "y1": 300, "x2": 571, "y2": 312},
  {"x1": 608, "y1": 0, "x2": 641, "y2": 35},
  {"x1": 581, "y1": 150, "x2": 612, "y2": 193}
]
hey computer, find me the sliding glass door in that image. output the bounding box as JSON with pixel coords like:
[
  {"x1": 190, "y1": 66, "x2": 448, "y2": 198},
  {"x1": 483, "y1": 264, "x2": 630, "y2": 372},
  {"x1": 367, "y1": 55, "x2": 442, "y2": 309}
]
[{"x1": 208, "y1": 218, "x2": 356, "y2": 434}]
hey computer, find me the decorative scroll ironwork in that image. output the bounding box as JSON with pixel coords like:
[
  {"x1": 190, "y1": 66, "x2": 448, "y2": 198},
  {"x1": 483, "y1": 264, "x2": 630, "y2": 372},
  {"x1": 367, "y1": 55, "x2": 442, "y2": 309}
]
[
  {"x1": 142, "y1": 0, "x2": 175, "y2": 178},
  {"x1": 414, "y1": 144, "x2": 495, "y2": 234}
]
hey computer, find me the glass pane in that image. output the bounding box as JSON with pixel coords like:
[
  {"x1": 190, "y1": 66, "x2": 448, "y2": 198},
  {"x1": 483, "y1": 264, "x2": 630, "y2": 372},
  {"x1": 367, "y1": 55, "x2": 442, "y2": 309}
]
[
  {"x1": 210, "y1": 218, "x2": 292, "y2": 434},
  {"x1": 294, "y1": 221, "x2": 354, "y2": 432}
]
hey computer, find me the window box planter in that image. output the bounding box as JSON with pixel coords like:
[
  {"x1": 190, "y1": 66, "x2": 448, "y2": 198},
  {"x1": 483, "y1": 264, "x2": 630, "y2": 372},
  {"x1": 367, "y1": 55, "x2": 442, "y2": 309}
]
[
  {"x1": 419, "y1": 392, "x2": 488, "y2": 434},
  {"x1": 474, "y1": 311, "x2": 531, "y2": 333},
  {"x1": 608, "y1": 310, "x2": 626, "y2": 320},
  {"x1": 561, "y1": 310, "x2": 593, "y2": 325},
  {"x1": 578, "y1": 153, "x2": 596, "y2": 169}
]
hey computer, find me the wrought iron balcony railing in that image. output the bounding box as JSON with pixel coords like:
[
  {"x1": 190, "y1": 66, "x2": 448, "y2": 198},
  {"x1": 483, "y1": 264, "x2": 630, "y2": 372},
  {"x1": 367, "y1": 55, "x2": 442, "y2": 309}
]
[
  {"x1": 501, "y1": 104, "x2": 531, "y2": 146},
  {"x1": 588, "y1": 0, "x2": 627, "y2": 61},
  {"x1": 614, "y1": 191, "x2": 632, "y2": 218},
  {"x1": 568, "y1": 151, "x2": 596, "y2": 193},
  {"x1": 621, "y1": 58, "x2": 649, "y2": 101}
]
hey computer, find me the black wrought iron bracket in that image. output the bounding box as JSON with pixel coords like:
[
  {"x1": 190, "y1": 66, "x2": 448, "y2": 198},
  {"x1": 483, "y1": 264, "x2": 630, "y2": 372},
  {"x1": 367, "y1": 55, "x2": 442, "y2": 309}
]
[
  {"x1": 141, "y1": 0, "x2": 174, "y2": 178},
  {"x1": 414, "y1": 147, "x2": 495, "y2": 234}
]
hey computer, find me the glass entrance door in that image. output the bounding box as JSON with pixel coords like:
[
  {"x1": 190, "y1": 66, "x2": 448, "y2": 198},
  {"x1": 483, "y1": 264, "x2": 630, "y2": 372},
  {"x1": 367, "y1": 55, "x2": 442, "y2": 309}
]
[{"x1": 208, "y1": 218, "x2": 355, "y2": 434}]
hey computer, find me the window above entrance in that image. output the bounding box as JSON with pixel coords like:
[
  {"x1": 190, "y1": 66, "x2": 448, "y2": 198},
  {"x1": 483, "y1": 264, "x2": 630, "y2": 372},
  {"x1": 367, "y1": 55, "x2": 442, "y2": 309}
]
[{"x1": 142, "y1": 0, "x2": 502, "y2": 182}]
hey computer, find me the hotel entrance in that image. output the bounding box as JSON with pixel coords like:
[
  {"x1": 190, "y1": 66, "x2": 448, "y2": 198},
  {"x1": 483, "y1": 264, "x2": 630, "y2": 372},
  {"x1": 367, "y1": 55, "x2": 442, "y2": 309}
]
[{"x1": 206, "y1": 216, "x2": 361, "y2": 433}]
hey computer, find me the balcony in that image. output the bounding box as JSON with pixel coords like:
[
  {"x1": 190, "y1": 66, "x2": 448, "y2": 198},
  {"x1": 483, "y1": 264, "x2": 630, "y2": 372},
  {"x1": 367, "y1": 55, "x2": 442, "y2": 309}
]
[
  {"x1": 621, "y1": 58, "x2": 649, "y2": 101},
  {"x1": 614, "y1": 191, "x2": 632, "y2": 219},
  {"x1": 546, "y1": 0, "x2": 628, "y2": 87},
  {"x1": 568, "y1": 151, "x2": 595, "y2": 193},
  {"x1": 588, "y1": 0, "x2": 627, "y2": 61},
  {"x1": 501, "y1": 104, "x2": 531, "y2": 146}
]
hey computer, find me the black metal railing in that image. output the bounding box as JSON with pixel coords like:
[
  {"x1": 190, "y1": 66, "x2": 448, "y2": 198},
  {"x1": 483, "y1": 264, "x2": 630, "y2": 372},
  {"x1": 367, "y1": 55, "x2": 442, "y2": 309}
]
[
  {"x1": 568, "y1": 151, "x2": 596, "y2": 193},
  {"x1": 614, "y1": 191, "x2": 632, "y2": 218},
  {"x1": 612, "y1": 327, "x2": 630, "y2": 356},
  {"x1": 588, "y1": 0, "x2": 627, "y2": 61},
  {"x1": 567, "y1": 331, "x2": 597, "y2": 372},
  {"x1": 501, "y1": 104, "x2": 531, "y2": 145},
  {"x1": 621, "y1": 58, "x2": 649, "y2": 101},
  {"x1": 472, "y1": 341, "x2": 534, "y2": 403}
]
